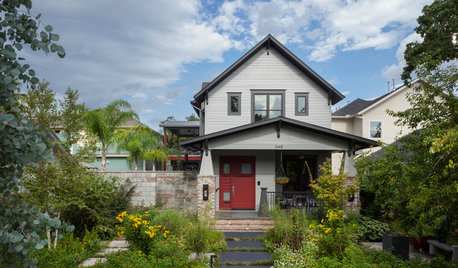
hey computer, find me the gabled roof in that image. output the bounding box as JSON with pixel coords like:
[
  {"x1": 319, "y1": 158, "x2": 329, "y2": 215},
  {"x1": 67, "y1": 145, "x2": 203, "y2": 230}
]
[
  {"x1": 332, "y1": 78, "x2": 420, "y2": 117},
  {"x1": 180, "y1": 116, "x2": 377, "y2": 151},
  {"x1": 193, "y1": 34, "x2": 345, "y2": 107}
]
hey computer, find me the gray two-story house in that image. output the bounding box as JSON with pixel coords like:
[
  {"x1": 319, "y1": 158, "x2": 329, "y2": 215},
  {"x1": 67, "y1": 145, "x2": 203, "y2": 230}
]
[{"x1": 179, "y1": 35, "x2": 376, "y2": 215}]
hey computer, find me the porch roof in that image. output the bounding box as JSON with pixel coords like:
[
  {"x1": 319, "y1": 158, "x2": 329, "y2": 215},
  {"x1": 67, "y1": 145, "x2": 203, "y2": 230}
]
[
  {"x1": 180, "y1": 117, "x2": 378, "y2": 151},
  {"x1": 160, "y1": 121, "x2": 200, "y2": 137}
]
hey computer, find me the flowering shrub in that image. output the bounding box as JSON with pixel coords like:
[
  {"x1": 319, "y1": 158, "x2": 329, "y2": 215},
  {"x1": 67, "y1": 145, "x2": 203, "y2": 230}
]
[
  {"x1": 116, "y1": 210, "x2": 169, "y2": 254},
  {"x1": 310, "y1": 209, "x2": 357, "y2": 259},
  {"x1": 273, "y1": 242, "x2": 319, "y2": 268}
]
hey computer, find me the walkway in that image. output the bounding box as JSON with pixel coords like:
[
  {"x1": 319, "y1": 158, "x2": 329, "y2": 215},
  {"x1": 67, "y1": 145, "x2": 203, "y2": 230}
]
[
  {"x1": 219, "y1": 232, "x2": 272, "y2": 267},
  {"x1": 79, "y1": 239, "x2": 129, "y2": 267}
]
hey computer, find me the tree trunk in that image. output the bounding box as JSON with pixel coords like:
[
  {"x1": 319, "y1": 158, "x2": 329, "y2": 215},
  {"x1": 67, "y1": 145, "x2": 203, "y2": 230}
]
[
  {"x1": 101, "y1": 149, "x2": 107, "y2": 172},
  {"x1": 47, "y1": 229, "x2": 51, "y2": 250},
  {"x1": 135, "y1": 158, "x2": 138, "y2": 171},
  {"x1": 53, "y1": 211, "x2": 60, "y2": 249},
  {"x1": 152, "y1": 161, "x2": 156, "y2": 171}
]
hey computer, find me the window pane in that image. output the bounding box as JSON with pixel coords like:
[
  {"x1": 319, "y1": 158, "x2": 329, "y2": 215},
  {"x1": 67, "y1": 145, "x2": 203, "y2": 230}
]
[
  {"x1": 370, "y1": 122, "x2": 382, "y2": 138},
  {"x1": 223, "y1": 163, "x2": 230, "y2": 174},
  {"x1": 254, "y1": 110, "x2": 267, "y2": 122},
  {"x1": 241, "y1": 163, "x2": 251, "y2": 174},
  {"x1": 230, "y1": 96, "x2": 239, "y2": 113},
  {"x1": 254, "y1": 95, "x2": 267, "y2": 110},
  {"x1": 223, "y1": 192, "x2": 230, "y2": 201},
  {"x1": 269, "y1": 95, "x2": 281, "y2": 110},
  {"x1": 270, "y1": 110, "x2": 281, "y2": 118},
  {"x1": 297, "y1": 96, "x2": 306, "y2": 113}
]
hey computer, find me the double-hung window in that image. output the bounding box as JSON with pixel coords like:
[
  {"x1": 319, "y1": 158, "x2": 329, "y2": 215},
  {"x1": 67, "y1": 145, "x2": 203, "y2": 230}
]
[{"x1": 252, "y1": 90, "x2": 284, "y2": 122}]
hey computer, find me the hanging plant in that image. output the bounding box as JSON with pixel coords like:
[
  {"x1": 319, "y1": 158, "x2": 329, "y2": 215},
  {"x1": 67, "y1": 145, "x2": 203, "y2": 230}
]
[{"x1": 275, "y1": 176, "x2": 289, "y2": 184}]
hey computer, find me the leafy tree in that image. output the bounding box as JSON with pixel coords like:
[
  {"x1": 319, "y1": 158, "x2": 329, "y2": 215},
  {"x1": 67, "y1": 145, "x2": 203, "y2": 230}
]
[
  {"x1": 20, "y1": 80, "x2": 58, "y2": 132},
  {"x1": 186, "y1": 114, "x2": 199, "y2": 121},
  {"x1": 114, "y1": 125, "x2": 167, "y2": 171},
  {"x1": 59, "y1": 87, "x2": 87, "y2": 152},
  {"x1": 309, "y1": 158, "x2": 358, "y2": 211},
  {"x1": 402, "y1": 0, "x2": 458, "y2": 81},
  {"x1": 357, "y1": 64, "x2": 457, "y2": 240},
  {"x1": 0, "y1": 0, "x2": 69, "y2": 266},
  {"x1": 83, "y1": 99, "x2": 138, "y2": 171}
]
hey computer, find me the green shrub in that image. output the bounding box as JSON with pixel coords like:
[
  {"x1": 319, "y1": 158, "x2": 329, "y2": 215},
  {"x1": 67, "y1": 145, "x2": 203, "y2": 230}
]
[
  {"x1": 96, "y1": 249, "x2": 208, "y2": 268},
  {"x1": 310, "y1": 209, "x2": 358, "y2": 259},
  {"x1": 265, "y1": 207, "x2": 314, "y2": 250},
  {"x1": 357, "y1": 216, "x2": 389, "y2": 241},
  {"x1": 272, "y1": 242, "x2": 319, "y2": 268},
  {"x1": 31, "y1": 230, "x2": 102, "y2": 268}
]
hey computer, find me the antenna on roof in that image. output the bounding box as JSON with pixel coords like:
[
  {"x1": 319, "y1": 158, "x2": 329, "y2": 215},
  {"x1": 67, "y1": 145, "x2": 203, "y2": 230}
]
[
  {"x1": 392, "y1": 79, "x2": 395, "y2": 90},
  {"x1": 387, "y1": 81, "x2": 390, "y2": 92}
]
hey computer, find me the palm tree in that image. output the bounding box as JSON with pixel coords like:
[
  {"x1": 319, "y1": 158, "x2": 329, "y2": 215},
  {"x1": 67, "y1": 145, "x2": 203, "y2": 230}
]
[
  {"x1": 83, "y1": 99, "x2": 137, "y2": 171},
  {"x1": 114, "y1": 125, "x2": 168, "y2": 171}
]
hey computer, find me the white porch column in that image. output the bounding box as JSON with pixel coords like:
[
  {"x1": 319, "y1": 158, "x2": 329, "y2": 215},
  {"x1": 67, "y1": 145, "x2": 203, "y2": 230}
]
[
  {"x1": 197, "y1": 150, "x2": 216, "y2": 217},
  {"x1": 343, "y1": 151, "x2": 357, "y2": 177},
  {"x1": 343, "y1": 151, "x2": 360, "y2": 211}
]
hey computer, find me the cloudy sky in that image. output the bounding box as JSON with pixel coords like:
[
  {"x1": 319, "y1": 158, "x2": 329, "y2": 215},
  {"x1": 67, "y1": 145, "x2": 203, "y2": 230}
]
[{"x1": 25, "y1": 0, "x2": 431, "y2": 130}]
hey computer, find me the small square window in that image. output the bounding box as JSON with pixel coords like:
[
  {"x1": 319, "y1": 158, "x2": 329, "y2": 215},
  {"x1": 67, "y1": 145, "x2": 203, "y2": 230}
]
[
  {"x1": 370, "y1": 122, "x2": 382, "y2": 138},
  {"x1": 228, "y1": 93, "x2": 241, "y2": 115},
  {"x1": 223, "y1": 163, "x2": 230, "y2": 174},
  {"x1": 295, "y1": 93, "x2": 309, "y2": 116},
  {"x1": 241, "y1": 163, "x2": 251, "y2": 174}
]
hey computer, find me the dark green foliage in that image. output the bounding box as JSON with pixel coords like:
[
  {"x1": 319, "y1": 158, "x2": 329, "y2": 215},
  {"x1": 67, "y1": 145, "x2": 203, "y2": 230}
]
[
  {"x1": 357, "y1": 216, "x2": 389, "y2": 242},
  {"x1": 32, "y1": 230, "x2": 102, "y2": 268},
  {"x1": 24, "y1": 156, "x2": 134, "y2": 240},
  {"x1": 402, "y1": 0, "x2": 458, "y2": 81},
  {"x1": 96, "y1": 248, "x2": 208, "y2": 268},
  {"x1": 0, "y1": 0, "x2": 67, "y2": 265}
]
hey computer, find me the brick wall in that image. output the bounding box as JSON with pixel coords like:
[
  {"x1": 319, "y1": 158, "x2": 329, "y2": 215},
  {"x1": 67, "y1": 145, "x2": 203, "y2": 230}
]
[{"x1": 100, "y1": 171, "x2": 198, "y2": 212}]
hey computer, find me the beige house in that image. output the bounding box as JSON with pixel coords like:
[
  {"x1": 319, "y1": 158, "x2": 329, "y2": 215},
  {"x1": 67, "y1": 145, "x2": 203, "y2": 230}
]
[
  {"x1": 331, "y1": 79, "x2": 421, "y2": 173},
  {"x1": 178, "y1": 35, "x2": 376, "y2": 216}
]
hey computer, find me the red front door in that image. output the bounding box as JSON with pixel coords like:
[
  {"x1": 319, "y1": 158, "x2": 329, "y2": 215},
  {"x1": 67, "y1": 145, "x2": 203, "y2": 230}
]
[{"x1": 219, "y1": 156, "x2": 256, "y2": 210}]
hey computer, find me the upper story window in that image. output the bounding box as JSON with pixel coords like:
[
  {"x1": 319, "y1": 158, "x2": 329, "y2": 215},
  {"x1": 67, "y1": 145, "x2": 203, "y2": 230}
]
[
  {"x1": 227, "y1": 93, "x2": 241, "y2": 115},
  {"x1": 251, "y1": 90, "x2": 285, "y2": 122},
  {"x1": 370, "y1": 121, "x2": 382, "y2": 138},
  {"x1": 295, "y1": 93, "x2": 309, "y2": 116}
]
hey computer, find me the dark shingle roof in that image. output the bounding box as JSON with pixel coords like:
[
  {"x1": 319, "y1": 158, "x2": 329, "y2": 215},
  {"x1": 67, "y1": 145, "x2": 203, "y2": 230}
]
[
  {"x1": 160, "y1": 121, "x2": 200, "y2": 128},
  {"x1": 332, "y1": 97, "x2": 383, "y2": 116}
]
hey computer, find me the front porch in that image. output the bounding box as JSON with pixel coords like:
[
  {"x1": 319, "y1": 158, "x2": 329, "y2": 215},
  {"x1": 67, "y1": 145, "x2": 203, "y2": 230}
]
[{"x1": 180, "y1": 117, "x2": 377, "y2": 217}]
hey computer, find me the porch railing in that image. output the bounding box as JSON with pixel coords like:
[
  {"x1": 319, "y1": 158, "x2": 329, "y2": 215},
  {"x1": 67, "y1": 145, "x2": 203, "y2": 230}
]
[{"x1": 266, "y1": 190, "x2": 321, "y2": 212}]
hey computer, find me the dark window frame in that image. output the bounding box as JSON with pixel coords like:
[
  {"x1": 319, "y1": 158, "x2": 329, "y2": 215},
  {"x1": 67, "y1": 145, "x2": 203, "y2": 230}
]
[
  {"x1": 295, "y1": 93, "x2": 309, "y2": 116},
  {"x1": 250, "y1": 89, "x2": 285, "y2": 123},
  {"x1": 227, "y1": 92, "x2": 241, "y2": 115}
]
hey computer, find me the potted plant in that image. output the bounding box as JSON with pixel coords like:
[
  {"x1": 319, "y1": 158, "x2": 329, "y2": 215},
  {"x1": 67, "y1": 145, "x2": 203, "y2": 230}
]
[{"x1": 274, "y1": 176, "x2": 289, "y2": 184}]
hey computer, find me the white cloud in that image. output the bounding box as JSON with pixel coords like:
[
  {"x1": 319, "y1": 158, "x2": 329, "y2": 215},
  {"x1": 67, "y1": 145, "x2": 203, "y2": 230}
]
[{"x1": 382, "y1": 33, "x2": 422, "y2": 81}]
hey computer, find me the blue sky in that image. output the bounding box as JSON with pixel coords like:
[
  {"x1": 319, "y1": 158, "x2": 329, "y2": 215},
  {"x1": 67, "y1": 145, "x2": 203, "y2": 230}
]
[{"x1": 24, "y1": 0, "x2": 432, "y2": 131}]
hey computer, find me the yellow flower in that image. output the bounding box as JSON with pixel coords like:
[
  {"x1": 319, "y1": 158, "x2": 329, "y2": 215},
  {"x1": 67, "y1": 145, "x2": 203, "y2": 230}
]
[
  {"x1": 311, "y1": 238, "x2": 317, "y2": 242},
  {"x1": 325, "y1": 228, "x2": 331, "y2": 234},
  {"x1": 321, "y1": 218, "x2": 324, "y2": 223}
]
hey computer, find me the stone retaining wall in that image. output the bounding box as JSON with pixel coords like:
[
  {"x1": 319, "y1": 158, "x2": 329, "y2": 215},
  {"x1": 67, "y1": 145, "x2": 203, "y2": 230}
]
[{"x1": 100, "y1": 171, "x2": 198, "y2": 212}]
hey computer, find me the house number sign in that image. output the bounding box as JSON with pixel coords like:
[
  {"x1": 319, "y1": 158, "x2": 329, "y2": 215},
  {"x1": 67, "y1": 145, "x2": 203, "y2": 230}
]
[{"x1": 274, "y1": 144, "x2": 283, "y2": 149}]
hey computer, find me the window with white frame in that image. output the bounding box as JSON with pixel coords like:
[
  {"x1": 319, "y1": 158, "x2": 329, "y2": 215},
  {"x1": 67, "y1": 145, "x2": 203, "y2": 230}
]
[{"x1": 370, "y1": 121, "x2": 382, "y2": 138}]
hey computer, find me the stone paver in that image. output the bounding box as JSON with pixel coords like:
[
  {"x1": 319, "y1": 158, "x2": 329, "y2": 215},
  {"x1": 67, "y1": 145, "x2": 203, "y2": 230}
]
[
  {"x1": 220, "y1": 251, "x2": 271, "y2": 263},
  {"x1": 220, "y1": 232, "x2": 272, "y2": 266},
  {"x1": 79, "y1": 239, "x2": 129, "y2": 267},
  {"x1": 227, "y1": 240, "x2": 264, "y2": 249},
  {"x1": 224, "y1": 232, "x2": 265, "y2": 239}
]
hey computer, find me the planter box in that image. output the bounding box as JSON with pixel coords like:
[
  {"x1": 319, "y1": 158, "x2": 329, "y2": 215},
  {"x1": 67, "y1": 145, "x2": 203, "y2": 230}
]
[{"x1": 383, "y1": 233, "x2": 409, "y2": 260}]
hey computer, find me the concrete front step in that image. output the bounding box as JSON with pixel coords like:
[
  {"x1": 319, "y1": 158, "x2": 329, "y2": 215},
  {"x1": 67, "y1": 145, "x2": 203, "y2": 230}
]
[
  {"x1": 216, "y1": 219, "x2": 274, "y2": 232},
  {"x1": 224, "y1": 232, "x2": 265, "y2": 239},
  {"x1": 227, "y1": 240, "x2": 264, "y2": 250},
  {"x1": 219, "y1": 251, "x2": 271, "y2": 264}
]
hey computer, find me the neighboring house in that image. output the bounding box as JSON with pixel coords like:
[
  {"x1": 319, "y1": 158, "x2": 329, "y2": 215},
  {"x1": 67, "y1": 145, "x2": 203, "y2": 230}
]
[
  {"x1": 53, "y1": 117, "x2": 161, "y2": 171},
  {"x1": 331, "y1": 78, "x2": 421, "y2": 145},
  {"x1": 330, "y1": 79, "x2": 420, "y2": 173},
  {"x1": 177, "y1": 35, "x2": 377, "y2": 215}
]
